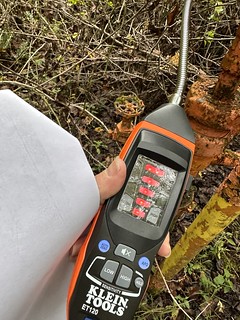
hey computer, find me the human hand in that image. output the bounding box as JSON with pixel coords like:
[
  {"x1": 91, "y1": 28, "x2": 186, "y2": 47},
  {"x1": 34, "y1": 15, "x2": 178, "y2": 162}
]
[{"x1": 70, "y1": 157, "x2": 171, "y2": 258}]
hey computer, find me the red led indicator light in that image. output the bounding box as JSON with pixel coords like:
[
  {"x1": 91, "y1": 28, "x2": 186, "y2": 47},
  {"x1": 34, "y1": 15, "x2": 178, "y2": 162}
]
[
  {"x1": 145, "y1": 164, "x2": 164, "y2": 177},
  {"x1": 142, "y1": 176, "x2": 160, "y2": 187},
  {"x1": 136, "y1": 197, "x2": 151, "y2": 208},
  {"x1": 139, "y1": 186, "x2": 155, "y2": 197},
  {"x1": 132, "y1": 208, "x2": 145, "y2": 218}
]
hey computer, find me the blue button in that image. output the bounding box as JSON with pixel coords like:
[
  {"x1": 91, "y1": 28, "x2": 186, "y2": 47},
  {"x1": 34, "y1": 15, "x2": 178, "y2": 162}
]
[
  {"x1": 98, "y1": 240, "x2": 110, "y2": 253},
  {"x1": 84, "y1": 317, "x2": 94, "y2": 320},
  {"x1": 138, "y1": 257, "x2": 150, "y2": 270}
]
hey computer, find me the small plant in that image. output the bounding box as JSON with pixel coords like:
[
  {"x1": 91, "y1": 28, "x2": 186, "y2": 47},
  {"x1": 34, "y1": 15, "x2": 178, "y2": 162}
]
[
  {"x1": 105, "y1": 0, "x2": 113, "y2": 8},
  {"x1": 67, "y1": 0, "x2": 81, "y2": 5},
  {"x1": 175, "y1": 295, "x2": 191, "y2": 309},
  {"x1": 92, "y1": 140, "x2": 106, "y2": 155},
  {"x1": 209, "y1": 0, "x2": 224, "y2": 21},
  {"x1": 210, "y1": 231, "x2": 236, "y2": 260},
  {"x1": 204, "y1": 1, "x2": 224, "y2": 46},
  {"x1": 0, "y1": 31, "x2": 13, "y2": 51},
  {"x1": 200, "y1": 268, "x2": 234, "y2": 296},
  {"x1": 185, "y1": 228, "x2": 237, "y2": 311},
  {"x1": 204, "y1": 29, "x2": 215, "y2": 46},
  {"x1": 213, "y1": 269, "x2": 234, "y2": 294}
]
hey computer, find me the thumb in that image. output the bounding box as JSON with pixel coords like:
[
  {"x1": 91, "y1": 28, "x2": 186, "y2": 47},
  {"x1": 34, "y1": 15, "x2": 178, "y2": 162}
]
[
  {"x1": 95, "y1": 157, "x2": 127, "y2": 204},
  {"x1": 69, "y1": 157, "x2": 126, "y2": 259}
]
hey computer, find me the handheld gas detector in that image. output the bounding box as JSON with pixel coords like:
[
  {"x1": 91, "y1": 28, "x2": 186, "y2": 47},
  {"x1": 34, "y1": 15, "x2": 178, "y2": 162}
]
[{"x1": 67, "y1": 1, "x2": 195, "y2": 319}]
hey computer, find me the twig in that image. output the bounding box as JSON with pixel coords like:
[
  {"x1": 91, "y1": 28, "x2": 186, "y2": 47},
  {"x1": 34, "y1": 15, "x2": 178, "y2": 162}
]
[
  {"x1": 0, "y1": 80, "x2": 56, "y2": 103},
  {"x1": 72, "y1": 119, "x2": 107, "y2": 170},
  {"x1": 83, "y1": 146, "x2": 106, "y2": 170},
  {"x1": 12, "y1": 30, "x2": 71, "y2": 43},
  {"x1": 116, "y1": 0, "x2": 126, "y2": 24},
  {"x1": 41, "y1": 95, "x2": 62, "y2": 127},
  {"x1": 195, "y1": 303, "x2": 212, "y2": 320},
  {"x1": 19, "y1": 43, "x2": 45, "y2": 75},
  {"x1": 40, "y1": 51, "x2": 94, "y2": 86},
  {"x1": 36, "y1": 9, "x2": 59, "y2": 41},
  {"x1": 155, "y1": 258, "x2": 193, "y2": 320},
  {"x1": 0, "y1": 79, "x2": 63, "y2": 123},
  {"x1": 0, "y1": 80, "x2": 110, "y2": 133},
  {"x1": 155, "y1": 259, "x2": 211, "y2": 320},
  {"x1": 70, "y1": 103, "x2": 109, "y2": 133},
  {"x1": 40, "y1": 31, "x2": 117, "y2": 86}
]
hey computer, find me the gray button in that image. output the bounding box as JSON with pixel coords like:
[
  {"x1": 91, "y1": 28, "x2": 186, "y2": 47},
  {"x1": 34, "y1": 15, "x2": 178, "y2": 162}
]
[
  {"x1": 116, "y1": 265, "x2": 133, "y2": 289},
  {"x1": 118, "y1": 194, "x2": 134, "y2": 212},
  {"x1": 146, "y1": 207, "x2": 161, "y2": 225},
  {"x1": 100, "y1": 260, "x2": 119, "y2": 283},
  {"x1": 135, "y1": 277, "x2": 144, "y2": 288},
  {"x1": 114, "y1": 244, "x2": 136, "y2": 262}
]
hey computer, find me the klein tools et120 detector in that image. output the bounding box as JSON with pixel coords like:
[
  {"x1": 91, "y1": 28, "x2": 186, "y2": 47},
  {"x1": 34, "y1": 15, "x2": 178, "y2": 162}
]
[{"x1": 67, "y1": 1, "x2": 195, "y2": 319}]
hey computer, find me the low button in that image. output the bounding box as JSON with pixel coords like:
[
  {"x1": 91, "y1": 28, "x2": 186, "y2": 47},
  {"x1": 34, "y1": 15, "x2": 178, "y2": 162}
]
[
  {"x1": 100, "y1": 260, "x2": 119, "y2": 283},
  {"x1": 114, "y1": 244, "x2": 136, "y2": 262},
  {"x1": 116, "y1": 265, "x2": 133, "y2": 289}
]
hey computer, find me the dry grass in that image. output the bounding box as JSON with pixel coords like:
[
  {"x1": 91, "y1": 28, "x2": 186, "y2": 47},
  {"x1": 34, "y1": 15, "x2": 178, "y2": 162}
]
[{"x1": 0, "y1": 0, "x2": 239, "y2": 168}]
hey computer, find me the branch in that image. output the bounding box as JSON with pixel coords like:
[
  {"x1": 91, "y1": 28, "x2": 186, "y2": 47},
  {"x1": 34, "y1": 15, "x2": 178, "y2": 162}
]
[
  {"x1": 0, "y1": 80, "x2": 110, "y2": 133},
  {"x1": 155, "y1": 258, "x2": 211, "y2": 320},
  {"x1": 155, "y1": 258, "x2": 193, "y2": 320},
  {"x1": 70, "y1": 103, "x2": 109, "y2": 133}
]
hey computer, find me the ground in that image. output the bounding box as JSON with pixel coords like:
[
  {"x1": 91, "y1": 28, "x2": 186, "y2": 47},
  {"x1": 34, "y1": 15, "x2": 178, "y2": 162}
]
[{"x1": 0, "y1": 0, "x2": 239, "y2": 319}]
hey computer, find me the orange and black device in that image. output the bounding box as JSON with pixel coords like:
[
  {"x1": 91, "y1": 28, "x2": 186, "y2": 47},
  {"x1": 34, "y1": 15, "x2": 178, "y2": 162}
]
[{"x1": 67, "y1": 102, "x2": 195, "y2": 320}]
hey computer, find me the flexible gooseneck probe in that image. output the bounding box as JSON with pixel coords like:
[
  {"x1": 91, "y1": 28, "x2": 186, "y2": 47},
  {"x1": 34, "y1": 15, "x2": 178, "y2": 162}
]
[{"x1": 169, "y1": 0, "x2": 193, "y2": 105}]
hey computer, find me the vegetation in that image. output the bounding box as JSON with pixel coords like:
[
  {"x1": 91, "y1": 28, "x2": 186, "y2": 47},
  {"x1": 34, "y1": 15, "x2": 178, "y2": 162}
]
[{"x1": 0, "y1": 0, "x2": 239, "y2": 319}]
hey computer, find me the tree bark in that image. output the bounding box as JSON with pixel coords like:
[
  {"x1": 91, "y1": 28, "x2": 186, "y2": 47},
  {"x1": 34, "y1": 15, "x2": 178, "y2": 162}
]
[
  {"x1": 185, "y1": 25, "x2": 240, "y2": 176},
  {"x1": 149, "y1": 165, "x2": 240, "y2": 292},
  {"x1": 213, "y1": 25, "x2": 240, "y2": 100},
  {"x1": 149, "y1": 25, "x2": 240, "y2": 293}
]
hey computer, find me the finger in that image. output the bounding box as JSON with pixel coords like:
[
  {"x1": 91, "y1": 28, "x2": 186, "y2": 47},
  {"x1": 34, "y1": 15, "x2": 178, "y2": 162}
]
[
  {"x1": 158, "y1": 233, "x2": 171, "y2": 258},
  {"x1": 69, "y1": 236, "x2": 85, "y2": 260},
  {"x1": 95, "y1": 157, "x2": 127, "y2": 204},
  {"x1": 71, "y1": 233, "x2": 171, "y2": 260},
  {"x1": 70, "y1": 158, "x2": 127, "y2": 259}
]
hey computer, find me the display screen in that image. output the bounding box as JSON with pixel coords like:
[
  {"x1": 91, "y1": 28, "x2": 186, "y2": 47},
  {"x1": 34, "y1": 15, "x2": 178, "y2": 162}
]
[{"x1": 117, "y1": 155, "x2": 178, "y2": 226}]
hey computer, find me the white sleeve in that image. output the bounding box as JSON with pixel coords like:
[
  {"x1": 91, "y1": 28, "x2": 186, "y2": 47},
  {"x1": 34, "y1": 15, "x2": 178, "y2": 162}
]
[{"x1": 0, "y1": 90, "x2": 100, "y2": 320}]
